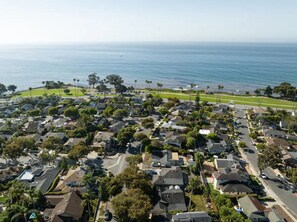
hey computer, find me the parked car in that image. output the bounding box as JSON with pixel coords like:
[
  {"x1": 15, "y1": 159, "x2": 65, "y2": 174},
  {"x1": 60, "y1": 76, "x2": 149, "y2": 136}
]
[
  {"x1": 104, "y1": 210, "x2": 112, "y2": 221},
  {"x1": 260, "y1": 172, "x2": 268, "y2": 179}
]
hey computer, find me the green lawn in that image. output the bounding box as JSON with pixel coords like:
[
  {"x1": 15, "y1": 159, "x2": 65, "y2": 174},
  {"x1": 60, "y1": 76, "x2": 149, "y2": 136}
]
[
  {"x1": 149, "y1": 90, "x2": 297, "y2": 109},
  {"x1": 16, "y1": 87, "x2": 85, "y2": 97},
  {"x1": 15, "y1": 87, "x2": 297, "y2": 109},
  {"x1": 186, "y1": 192, "x2": 207, "y2": 212}
]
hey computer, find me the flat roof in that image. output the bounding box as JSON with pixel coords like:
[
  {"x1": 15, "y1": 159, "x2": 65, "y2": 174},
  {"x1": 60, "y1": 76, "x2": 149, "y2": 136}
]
[{"x1": 19, "y1": 171, "x2": 34, "y2": 181}]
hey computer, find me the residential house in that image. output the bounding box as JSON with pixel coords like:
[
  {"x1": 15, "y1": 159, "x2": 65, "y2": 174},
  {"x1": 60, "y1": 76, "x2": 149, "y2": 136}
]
[
  {"x1": 282, "y1": 152, "x2": 297, "y2": 168},
  {"x1": 152, "y1": 166, "x2": 185, "y2": 190},
  {"x1": 165, "y1": 135, "x2": 185, "y2": 148},
  {"x1": 172, "y1": 211, "x2": 212, "y2": 222},
  {"x1": 214, "y1": 157, "x2": 241, "y2": 172},
  {"x1": 0, "y1": 166, "x2": 23, "y2": 183},
  {"x1": 161, "y1": 121, "x2": 187, "y2": 131},
  {"x1": 109, "y1": 121, "x2": 126, "y2": 133},
  {"x1": 238, "y1": 196, "x2": 269, "y2": 222},
  {"x1": 92, "y1": 131, "x2": 114, "y2": 150},
  {"x1": 153, "y1": 185, "x2": 187, "y2": 215},
  {"x1": 266, "y1": 137, "x2": 291, "y2": 150},
  {"x1": 206, "y1": 140, "x2": 228, "y2": 155},
  {"x1": 23, "y1": 121, "x2": 44, "y2": 134},
  {"x1": 64, "y1": 138, "x2": 85, "y2": 149},
  {"x1": 54, "y1": 167, "x2": 86, "y2": 193},
  {"x1": 212, "y1": 172, "x2": 252, "y2": 196},
  {"x1": 36, "y1": 132, "x2": 68, "y2": 145},
  {"x1": 44, "y1": 191, "x2": 84, "y2": 222},
  {"x1": 151, "y1": 150, "x2": 181, "y2": 168},
  {"x1": 263, "y1": 129, "x2": 286, "y2": 139},
  {"x1": 19, "y1": 167, "x2": 60, "y2": 194},
  {"x1": 199, "y1": 128, "x2": 215, "y2": 136}
]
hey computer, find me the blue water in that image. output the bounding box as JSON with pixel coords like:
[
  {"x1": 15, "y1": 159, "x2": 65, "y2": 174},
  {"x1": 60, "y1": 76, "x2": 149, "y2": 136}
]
[{"x1": 0, "y1": 42, "x2": 296, "y2": 91}]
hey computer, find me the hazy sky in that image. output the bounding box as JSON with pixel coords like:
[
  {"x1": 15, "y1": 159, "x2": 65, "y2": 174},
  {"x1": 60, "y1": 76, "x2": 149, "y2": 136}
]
[{"x1": 1, "y1": 0, "x2": 297, "y2": 44}]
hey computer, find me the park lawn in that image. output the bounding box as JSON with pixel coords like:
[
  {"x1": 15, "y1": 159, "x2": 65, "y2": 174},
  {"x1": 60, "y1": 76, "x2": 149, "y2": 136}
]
[
  {"x1": 185, "y1": 192, "x2": 207, "y2": 212},
  {"x1": 149, "y1": 90, "x2": 297, "y2": 109},
  {"x1": 17, "y1": 87, "x2": 85, "y2": 97}
]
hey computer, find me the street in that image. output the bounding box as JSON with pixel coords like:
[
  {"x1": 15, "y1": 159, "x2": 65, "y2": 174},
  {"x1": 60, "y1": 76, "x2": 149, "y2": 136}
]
[{"x1": 235, "y1": 108, "x2": 297, "y2": 219}]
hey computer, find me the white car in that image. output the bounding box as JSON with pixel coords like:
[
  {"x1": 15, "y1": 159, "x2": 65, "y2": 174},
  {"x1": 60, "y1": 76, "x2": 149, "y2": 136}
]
[{"x1": 260, "y1": 172, "x2": 268, "y2": 179}]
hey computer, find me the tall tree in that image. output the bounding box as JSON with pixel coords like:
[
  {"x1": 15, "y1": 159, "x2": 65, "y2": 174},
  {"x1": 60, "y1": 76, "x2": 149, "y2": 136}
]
[
  {"x1": 0, "y1": 83, "x2": 8, "y2": 96},
  {"x1": 111, "y1": 189, "x2": 152, "y2": 222},
  {"x1": 263, "y1": 85, "x2": 273, "y2": 97},
  {"x1": 28, "y1": 87, "x2": 32, "y2": 97},
  {"x1": 258, "y1": 146, "x2": 282, "y2": 170},
  {"x1": 68, "y1": 141, "x2": 89, "y2": 162},
  {"x1": 7, "y1": 85, "x2": 17, "y2": 94},
  {"x1": 105, "y1": 74, "x2": 124, "y2": 89},
  {"x1": 88, "y1": 73, "x2": 100, "y2": 88}
]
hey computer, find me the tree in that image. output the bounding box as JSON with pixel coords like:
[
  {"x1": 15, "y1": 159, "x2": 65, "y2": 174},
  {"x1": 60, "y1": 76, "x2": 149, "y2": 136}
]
[
  {"x1": 206, "y1": 133, "x2": 218, "y2": 140},
  {"x1": 249, "y1": 132, "x2": 258, "y2": 140},
  {"x1": 99, "y1": 176, "x2": 111, "y2": 202},
  {"x1": 194, "y1": 152, "x2": 205, "y2": 172},
  {"x1": 64, "y1": 88, "x2": 70, "y2": 94},
  {"x1": 58, "y1": 157, "x2": 69, "y2": 171},
  {"x1": 195, "y1": 92, "x2": 200, "y2": 109},
  {"x1": 7, "y1": 85, "x2": 17, "y2": 94},
  {"x1": 187, "y1": 177, "x2": 203, "y2": 194},
  {"x1": 263, "y1": 85, "x2": 273, "y2": 97},
  {"x1": 28, "y1": 109, "x2": 41, "y2": 117},
  {"x1": 112, "y1": 109, "x2": 128, "y2": 120},
  {"x1": 254, "y1": 89, "x2": 261, "y2": 96},
  {"x1": 3, "y1": 137, "x2": 35, "y2": 161},
  {"x1": 273, "y1": 82, "x2": 296, "y2": 99},
  {"x1": 288, "y1": 122, "x2": 297, "y2": 134},
  {"x1": 88, "y1": 73, "x2": 100, "y2": 88},
  {"x1": 28, "y1": 87, "x2": 33, "y2": 97},
  {"x1": 186, "y1": 136, "x2": 196, "y2": 149},
  {"x1": 115, "y1": 84, "x2": 127, "y2": 94},
  {"x1": 105, "y1": 74, "x2": 124, "y2": 89},
  {"x1": 117, "y1": 127, "x2": 136, "y2": 146},
  {"x1": 125, "y1": 155, "x2": 142, "y2": 166},
  {"x1": 3, "y1": 141, "x2": 25, "y2": 161},
  {"x1": 0, "y1": 83, "x2": 7, "y2": 96},
  {"x1": 81, "y1": 88, "x2": 87, "y2": 95},
  {"x1": 258, "y1": 146, "x2": 282, "y2": 170},
  {"x1": 134, "y1": 79, "x2": 137, "y2": 89},
  {"x1": 133, "y1": 133, "x2": 148, "y2": 141},
  {"x1": 48, "y1": 107, "x2": 58, "y2": 116},
  {"x1": 238, "y1": 141, "x2": 247, "y2": 148},
  {"x1": 159, "y1": 107, "x2": 169, "y2": 116},
  {"x1": 68, "y1": 141, "x2": 89, "y2": 162},
  {"x1": 111, "y1": 189, "x2": 152, "y2": 222},
  {"x1": 41, "y1": 136, "x2": 64, "y2": 152},
  {"x1": 157, "y1": 83, "x2": 163, "y2": 93},
  {"x1": 96, "y1": 79, "x2": 108, "y2": 92},
  {"x1": 64, "y1": 107, "x2": 79, "y2": 119}
]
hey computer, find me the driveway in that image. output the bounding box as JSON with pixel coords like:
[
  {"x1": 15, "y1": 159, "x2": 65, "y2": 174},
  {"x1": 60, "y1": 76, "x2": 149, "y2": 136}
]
[{"x1": 235, "y1": 108, "x2": 297, "y2": 219}]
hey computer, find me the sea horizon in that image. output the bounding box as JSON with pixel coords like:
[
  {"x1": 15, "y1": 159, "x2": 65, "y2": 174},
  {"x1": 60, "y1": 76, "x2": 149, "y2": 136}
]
[{"x1": 0, "y1": 42, "x2": 296, "y2": 92}]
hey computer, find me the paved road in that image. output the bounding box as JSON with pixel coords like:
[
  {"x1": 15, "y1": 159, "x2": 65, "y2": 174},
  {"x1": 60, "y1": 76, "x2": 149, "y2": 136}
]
[{"x1": 235, "y1": 108, "x2": 297, "y2": 218}]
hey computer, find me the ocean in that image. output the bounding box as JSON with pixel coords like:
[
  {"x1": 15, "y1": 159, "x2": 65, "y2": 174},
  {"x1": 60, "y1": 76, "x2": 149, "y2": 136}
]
[{"x1": 0, "y1": 42, "x2": 296, "y2": 91}]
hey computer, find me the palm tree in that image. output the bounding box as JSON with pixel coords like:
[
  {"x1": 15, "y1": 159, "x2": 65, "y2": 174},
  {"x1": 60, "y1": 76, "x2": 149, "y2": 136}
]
[
  {"x1": 42, "y1": 81, "x2": 46, "y2": 94},
  {"x1": 81, "y1": 190, "x2": 96, "y2": 218},
  {"x1": 77, "y1": 79, "x2": 80, "y2": 97},
  {"x1": 73, "y1": 78, "x2": 77, "y2": 96},
  {"x1": 157, "y1": 83, "x2": 163, "y2": 94},
  {"x1": 29, "y1": 87, "x2": 32, "y2": 97},
  {"x1": 190, "y1": 83, "x2": 196, "y2": 100},
  {"x1": 134, "y1": 80, "x2": 137, "y2": 90}
]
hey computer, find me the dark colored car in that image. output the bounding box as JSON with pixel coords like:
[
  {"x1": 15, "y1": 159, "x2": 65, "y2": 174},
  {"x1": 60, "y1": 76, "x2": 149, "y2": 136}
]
[{"x1": 104, "y1": 210, "x2": 112, "y2": 221}]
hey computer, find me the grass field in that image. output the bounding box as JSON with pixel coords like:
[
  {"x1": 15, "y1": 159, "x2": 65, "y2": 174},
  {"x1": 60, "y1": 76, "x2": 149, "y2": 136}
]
[
  {"x1": 16, "y1": 87, "x2": 85, "y2": 97},
  {"x1": 186, "y1": 192, "x2": 207, "y2": 211},
  {"x1": 16, "y1": 87, "x2": 297, "y2": 109},
  {"x1": 149, "y1": 90, "x2": 297, "y2": 109}
]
